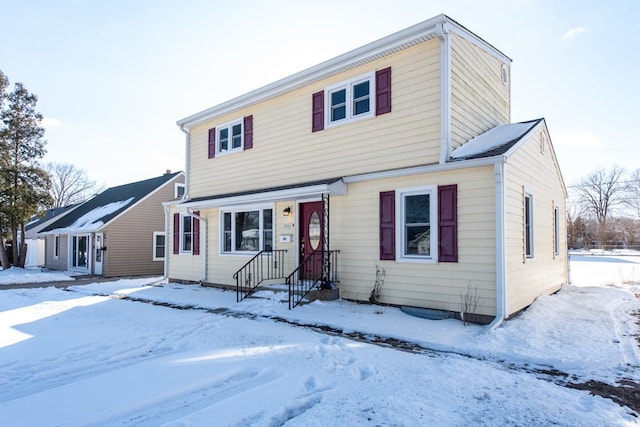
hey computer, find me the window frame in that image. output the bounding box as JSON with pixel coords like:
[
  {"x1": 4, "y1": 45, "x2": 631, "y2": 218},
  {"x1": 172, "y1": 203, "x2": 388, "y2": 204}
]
[
  {"x1": 215, "y1": 118, "x2": 244, "y2": 156},
  {"x1": 396, "y1": 186, "x2": 437, "y2": 263},
  {"x1": 153, "y1": 231, "x2": 166, "y2": 261},
  {"x1": 524, "y1": 192, "x2": 534, "y2": 259},
  {"x1": 325, "y1": 72, "x2": 375, "y2": 128},
  {"x1": 53, "y1": 234, "x2": 60, "y2": 259},
  {"x1": 219, "y1": 204, "x2": 275, "y2": 255},
  {"x1": 175, "y1": 183, "x2": 185, "y2": 199},
  {"x1": 553, "y1": 205, "x2": 560, "y2": 257},
  {"x1": 180, "y1": 214, "x2": 193, "y2": 254}
]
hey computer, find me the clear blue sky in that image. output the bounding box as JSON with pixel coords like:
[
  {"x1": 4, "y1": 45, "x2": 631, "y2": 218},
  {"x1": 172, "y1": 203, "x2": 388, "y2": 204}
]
[{"x1": 1, "y1": 0, "x2": 638, "y2": 189}]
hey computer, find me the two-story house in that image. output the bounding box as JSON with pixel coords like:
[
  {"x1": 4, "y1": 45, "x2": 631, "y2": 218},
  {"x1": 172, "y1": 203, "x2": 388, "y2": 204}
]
[{"x1": 166, "y1": 14, "x2": 567, "y2": 325}]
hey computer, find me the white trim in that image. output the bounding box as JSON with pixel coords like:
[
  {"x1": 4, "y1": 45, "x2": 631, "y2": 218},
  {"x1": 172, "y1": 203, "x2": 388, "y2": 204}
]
[
  {"x1": 152, "y1": 231, "x2": 165, "y2": 261},
  {"x1": 436, "y1": 22, "x2": 452, "y2": 164},
  {"x1": 175, "y1": 183, "x2": 186, "y2": 199},
  {"x1": 214, "y1": 117, "x2": 244, "y2": 156},
  {"x1": 179, "y1": 180, "x2": 346, "y2": 210},
  {"x1": 487, "y1": 162, "x2": 507, "y2": 330},
  {"x1": 324, "y1": 72, "x2": 375, "y2": 128},
  {"x1": 219, "y1": 204, "x2": 275, "y2": 255},
  {"x1": 395, "y1": 185, "x2": 437, "y2": 263},
  {"x1": 176, "y1": 15, "x2": 510, "y2": 129},
  {"x1": 524, "y1": 189, "x2": 534, "y2": 259},
  {"x1": 179, "y1": 213, "x2": 193, "y2": 254},
  {"x1": 343, "y1": 156, "x2": 501, "y2": 184}
]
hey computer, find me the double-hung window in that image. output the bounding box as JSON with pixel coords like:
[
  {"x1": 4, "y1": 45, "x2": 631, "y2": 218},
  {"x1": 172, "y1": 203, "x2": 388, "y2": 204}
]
[
  {"x1": 524, "y1": 193, "x2": 534, "y2": 258},
  {"x1": 217, "y1": 119, "x2": 243, "y2": 155},
  {"x1": 153, "y1": 232, "x2": 165, "y2": 261},
  {"x1": 398, "y1": 187, "x2": 436, "y2": 260},
  {"x1": 181, "y1": 214, "x2": 193, "y2": 253},
  {"x1": 221, "y1": 206, "x2": 274, "y2": 253},
  {"x1": 326, "y1": 73, "x2": 374, "y2": 127}
]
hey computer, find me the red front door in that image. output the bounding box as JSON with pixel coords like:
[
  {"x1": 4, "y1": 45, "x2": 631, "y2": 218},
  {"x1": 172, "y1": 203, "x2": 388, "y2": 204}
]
[{"x1": 299, "y1": 201, "x2": 323, "y2": 278}]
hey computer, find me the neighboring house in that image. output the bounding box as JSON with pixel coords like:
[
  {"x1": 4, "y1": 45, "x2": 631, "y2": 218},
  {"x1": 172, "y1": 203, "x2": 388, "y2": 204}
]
[
  {"x1": 166, "y1": 14, "x2": 567, "y2": 324},
  {"x1": 22, "y1": 205, "x2": 80, "y2": 267},
  {"x1": 40, "y1": 171, "x2": 185, "y2": 277}
]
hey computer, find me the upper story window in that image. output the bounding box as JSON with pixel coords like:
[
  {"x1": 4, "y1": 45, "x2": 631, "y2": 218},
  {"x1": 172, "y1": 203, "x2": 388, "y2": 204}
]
[
  {"x1": 312, "y1": 67, "x2": 391, "y2": 132},
  {"x1": 208, "y1": 115, "x2": 253, "y2": 159},
  {"x1": 326, "y1": 73, "x2": 374, "y2": 127},
  {"x1": 217, "y1": 119, "x2": 243, "y2": 155}
]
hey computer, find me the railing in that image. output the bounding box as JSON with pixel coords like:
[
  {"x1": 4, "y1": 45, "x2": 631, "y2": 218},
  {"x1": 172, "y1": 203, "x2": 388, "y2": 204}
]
[
  {"x1": 234, "y1": 250, "x2": 288, "y2": 302},
  {"x1": 286, "y1": 250, "x2": 339, "y2": 309}
]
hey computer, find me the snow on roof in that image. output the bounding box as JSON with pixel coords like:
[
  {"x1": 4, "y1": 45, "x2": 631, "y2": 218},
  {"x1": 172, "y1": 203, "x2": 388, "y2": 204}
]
[
  {"x1": 48, "y1": 197, "x2": 134, "y2": 234},
  {"x1": 450, "y1": 120, "x2": 540, "y2": 160}
]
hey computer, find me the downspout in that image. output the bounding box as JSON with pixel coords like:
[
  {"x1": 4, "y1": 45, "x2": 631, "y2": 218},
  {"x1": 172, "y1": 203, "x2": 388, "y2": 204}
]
[
  {"x1": 487, "y1": 161, "x2": 507, "y2": 331},
  {"x1": 187, "y1": 208, "x2": 207, "y2": 283},
  {"x1": 435, "y1": 21, "x2": 451, "y2": 165},
  {"x1": 179, "y1": 124, "x2": 190, "y2": 200}
]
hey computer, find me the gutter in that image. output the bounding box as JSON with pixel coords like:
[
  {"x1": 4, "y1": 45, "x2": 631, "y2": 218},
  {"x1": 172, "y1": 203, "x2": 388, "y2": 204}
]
[
  {"x1": 163, "y1": 204, "x2": 170, "y2": 279},
  {"x1": 187, "y1": 208, "x2": 208, "y2": 283},
  {"x1": 487, "y1": 161, "x2": 507, "y2": 331}
]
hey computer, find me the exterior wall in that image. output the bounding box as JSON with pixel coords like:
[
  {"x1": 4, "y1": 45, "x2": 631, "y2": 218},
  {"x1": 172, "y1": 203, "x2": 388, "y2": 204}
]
[
  {"x1": 450, "y1": 33, "x2": 510, "y2": 150},
  {"x1": 44, "y1": 234, "x2": 68, "y2": 271},
  {"x1": 169, "y1": 166, "x2": 498, "y2": 317},
  {"x1": 102, "y1": 176, "x2": 184, "y2": 277},
  {"x1": 187, "y1": 39, "x2": 442, "y2": 199},
  {"x1": 333, "y1": 166, "x2": 497, "y2": 316},
  {"x1": 504, "y1": 128, "x2": 568, "y2": 316}
]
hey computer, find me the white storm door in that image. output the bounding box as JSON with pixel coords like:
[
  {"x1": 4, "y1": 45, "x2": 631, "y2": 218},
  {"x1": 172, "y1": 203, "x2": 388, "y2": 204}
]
[{"x1": 94, "y1": 233, "x2": 104, "y2": 275}]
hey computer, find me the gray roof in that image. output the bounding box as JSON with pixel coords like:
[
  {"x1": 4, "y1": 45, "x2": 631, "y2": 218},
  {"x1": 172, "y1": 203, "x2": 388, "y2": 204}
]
[
  {"x1": 25, "y1": 204, "x2": 79, "y2": 232},
  {"x1": 41, "y1": 172, "x2": 182, "y2": 233}
]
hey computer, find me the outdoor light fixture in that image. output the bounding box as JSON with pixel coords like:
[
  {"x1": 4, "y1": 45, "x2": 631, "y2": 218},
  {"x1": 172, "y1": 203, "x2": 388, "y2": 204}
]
[{"x1": 283, "y1": 206, "x2": 291, "y2": 216}]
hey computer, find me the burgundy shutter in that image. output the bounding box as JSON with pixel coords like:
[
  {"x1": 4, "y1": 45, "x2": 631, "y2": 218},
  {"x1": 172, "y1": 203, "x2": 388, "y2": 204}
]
[
  {"x1": 375, "y1": 67, "x2": 392, "y2": 116},
  {"x1": 243, "y1": 115, "x2": 253, "y2": 150},
  {"x1": 173, "y1": 213, "x2": 180, "y2": 254},
  {"x1": 312, "y1": 90, "x2": 324, "y2": 132},
  {"x1": 438, "y1": 185, "x2": 458, "y2": 262},
  {"x1": 208, "y1": 128, "x2": 216, "y2": 158},
  {"x1": 379, "y1": 191, "x2": 396, "y2": 260},
  {"x1": 193, "y1": 211, "x2": 200, "y2": 255}
]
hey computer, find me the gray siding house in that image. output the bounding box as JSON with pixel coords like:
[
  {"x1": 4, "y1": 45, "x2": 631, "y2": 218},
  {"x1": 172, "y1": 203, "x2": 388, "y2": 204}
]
[{"x1": 39, "y1": 171, "x2": 185, "y2": 277}]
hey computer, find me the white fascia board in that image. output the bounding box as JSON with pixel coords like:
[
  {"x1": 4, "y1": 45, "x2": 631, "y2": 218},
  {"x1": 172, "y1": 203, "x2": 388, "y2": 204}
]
[
  {"x1": 177, "y1": 180, "x2": 346, "y2": 210},
  {"x1": 178, "y1": 15, "x2": 478, "y2": 129},
  {"x1": 343, "y1": 156, "x2": 503, "y2": 184}
]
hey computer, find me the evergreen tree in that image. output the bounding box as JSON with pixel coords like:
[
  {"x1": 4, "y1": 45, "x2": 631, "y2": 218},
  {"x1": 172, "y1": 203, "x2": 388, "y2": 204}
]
[{"x1": 0, "y1": 71, "x2": 51, "y2": 268}]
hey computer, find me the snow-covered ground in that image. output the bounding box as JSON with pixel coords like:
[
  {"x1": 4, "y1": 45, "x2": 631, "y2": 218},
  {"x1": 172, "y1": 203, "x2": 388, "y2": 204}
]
[{"x1": 0, "y1": 256, "x2": 639, "y2": 426}]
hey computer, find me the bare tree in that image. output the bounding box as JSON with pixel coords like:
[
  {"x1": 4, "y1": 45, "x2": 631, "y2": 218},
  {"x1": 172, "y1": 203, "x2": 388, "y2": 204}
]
[
  {"x1": 625, "y1": 168, "x2": 640, "y2": 219},
  {"x1": 574, "y1": 166, "x2": 626, "y2": 227},
  {"x1": 46, "y1": 162, "x2": 102, "y2": 208}
]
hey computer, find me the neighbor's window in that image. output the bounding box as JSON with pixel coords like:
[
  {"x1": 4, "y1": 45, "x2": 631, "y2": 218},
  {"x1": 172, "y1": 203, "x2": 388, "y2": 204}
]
[
  {"x1": 181, "y1": 215, "x2": 193, "y2": 253},
  {"x1": 326, "y1": 73, "x2": 374, "y2": 127},
  {"x1": 153, "y1": 232, "x2": 165, "y2": 261},
  {"x1": 525, "y1": 193, "x2": 534, "y2": 258},
  {"x1": 221, "y1": 206, "x2": 274, "y2": 253},
  {"x1": 399, "y1": 187, "x2": 436, "y2": 260},
  {"x1": 53, "y1": 234, "x2": 60, "y2": 259},
  {"x1": 175, "y1": 183, "x2": 185, "y2": 199},
  {"x1": 217, "y1": 119, "x2": 243, "y2": 155}
]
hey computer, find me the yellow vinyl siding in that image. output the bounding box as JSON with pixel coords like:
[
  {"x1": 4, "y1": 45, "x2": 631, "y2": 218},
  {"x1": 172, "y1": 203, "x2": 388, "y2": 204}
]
[
  {"x1": 450, "y1": 33, "x2": 510, "y2": 150},
  {"x1": 504, "y1": 128, "x2": 567, "y2": 315},
  {"x1": 332, "y1": 166, "x2": 497, "y2": 316},
  {"x1": 103, "y1": 178, "x2": 182, "y2": 277},
  {"x1": 188, "y1": 40, "x2": 442, "y2": 199}
]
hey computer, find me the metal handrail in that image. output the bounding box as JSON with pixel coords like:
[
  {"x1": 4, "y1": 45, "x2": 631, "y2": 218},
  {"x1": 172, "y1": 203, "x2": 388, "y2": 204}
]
[
  {"x1": 286, "y1": 250, "x2": 339, "y2": 309},
  {"x1": 233, "y1": 249, "x2": 287, "y2": 302}
]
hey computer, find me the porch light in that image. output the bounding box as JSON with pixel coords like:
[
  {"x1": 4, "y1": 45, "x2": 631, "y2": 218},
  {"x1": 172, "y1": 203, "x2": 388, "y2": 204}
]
[{"x1": 283, "y1": 207, "x2": 291, "y2": 216}]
